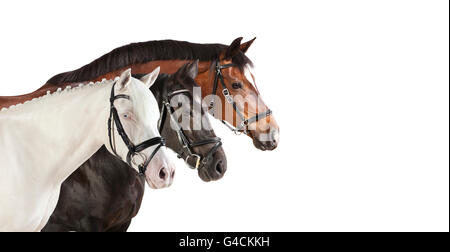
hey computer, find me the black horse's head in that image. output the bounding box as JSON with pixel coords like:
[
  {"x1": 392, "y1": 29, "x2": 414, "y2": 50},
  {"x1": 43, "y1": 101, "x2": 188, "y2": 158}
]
[{"x1": 149, "y1": 61, "x2": 227, "y2": 182}]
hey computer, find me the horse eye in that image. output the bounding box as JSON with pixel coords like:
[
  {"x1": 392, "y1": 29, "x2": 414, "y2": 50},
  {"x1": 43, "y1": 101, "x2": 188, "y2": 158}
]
[
  {"x1": 123, "y1": 114, "x2": 129, "y2": 118},
  {"x1": 232, "y1": 82, "x2": 243, "y2": 89},
  {"x1": 178, "y1": 102, "x2": 183, "y2": 107}
]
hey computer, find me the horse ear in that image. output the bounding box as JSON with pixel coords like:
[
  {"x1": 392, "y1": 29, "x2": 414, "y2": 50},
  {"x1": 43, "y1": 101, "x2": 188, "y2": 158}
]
[
  {"x1": 185, "y1": 60, "x2": 199, "y2": 80},
  {"x1": 117, "y1": 69, "x2": 132, "y2": 90},
  {"x1": 224, "y1": 37, "x2": 243, "y2": 59},
  {"x1": 141, "y1": 67, "x2": 160, "y2": 89},
  {"x1": 240, "y1": 37, "x2": 256, "y2": 53}
]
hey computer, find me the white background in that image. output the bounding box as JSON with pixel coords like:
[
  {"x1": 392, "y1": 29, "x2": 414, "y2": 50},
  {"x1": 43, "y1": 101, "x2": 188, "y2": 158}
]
[{"x1": 0, "y1": 0, "x2": 448, "y2": 232}]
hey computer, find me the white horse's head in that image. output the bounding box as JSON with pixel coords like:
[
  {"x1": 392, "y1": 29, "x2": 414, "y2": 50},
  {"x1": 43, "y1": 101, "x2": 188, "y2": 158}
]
[{"x1": 106, "y1": 68, "x2": 176, "y2": 189}]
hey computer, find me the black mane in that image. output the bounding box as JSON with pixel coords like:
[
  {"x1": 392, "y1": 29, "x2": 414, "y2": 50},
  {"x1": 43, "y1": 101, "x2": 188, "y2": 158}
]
[{"x1": 47, "y1": 40, "x2": 252, "y2": 85}]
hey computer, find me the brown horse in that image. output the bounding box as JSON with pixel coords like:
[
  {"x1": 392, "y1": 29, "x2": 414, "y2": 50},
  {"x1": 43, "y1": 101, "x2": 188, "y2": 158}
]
[{"x1": 2, "y1": 38, "x2": 279, "y2": 150}]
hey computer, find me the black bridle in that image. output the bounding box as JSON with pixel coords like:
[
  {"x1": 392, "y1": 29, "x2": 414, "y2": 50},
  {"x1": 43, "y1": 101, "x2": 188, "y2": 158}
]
[
  {"x1": 108, "y1": 81, "x2": 165, "y2": 175},
  {"x1": 158, "y1": 89, "x2": 222, "y2": 170},
  {"x1": 209, "y1": 61, "x2": 273, "y2": 135}
]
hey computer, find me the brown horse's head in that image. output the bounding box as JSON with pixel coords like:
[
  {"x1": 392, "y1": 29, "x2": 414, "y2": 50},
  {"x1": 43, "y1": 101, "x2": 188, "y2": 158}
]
[{"x1": 199, "y1": 37, "x2": 279, "y2": 151}]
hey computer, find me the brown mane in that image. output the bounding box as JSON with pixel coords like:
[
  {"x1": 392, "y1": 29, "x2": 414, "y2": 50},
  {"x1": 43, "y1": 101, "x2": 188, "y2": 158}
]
[{"x1": 47, "y1": 40, "x2": 253, "y2": 85}]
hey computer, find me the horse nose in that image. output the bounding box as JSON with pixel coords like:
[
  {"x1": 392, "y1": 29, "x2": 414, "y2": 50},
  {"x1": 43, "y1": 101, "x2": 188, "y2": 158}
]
[
  {"x1": 215, "y1": 160, "x2": 225, "y2": 176},
  {"x1": 158, "y1": 166, "x2": 175, "y2": 183},
  {"x1": 159, "y1": 167, "x2": 167, "y2": 180},
  {"x1": 258, "y1": 128, "x2": 279, "y2": 151},
  {"x1": 271, "y1": 129, "x2": 280, "y2": 147}
]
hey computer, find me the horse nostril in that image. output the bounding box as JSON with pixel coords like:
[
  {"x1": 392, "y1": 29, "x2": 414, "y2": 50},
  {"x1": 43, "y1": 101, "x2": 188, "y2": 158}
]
[
  {"x1": 171, "y1": 170, "x2": 175, "y2": 179},
  {"x1": 159, "y1": 168, "x2": 167, "y2": 180},
  {"x1": 271, "y1": 130, "x2": 279, "y2": 145},
  {"x1": 215, "y1": 161, "x2": 224, "y2": 175}
]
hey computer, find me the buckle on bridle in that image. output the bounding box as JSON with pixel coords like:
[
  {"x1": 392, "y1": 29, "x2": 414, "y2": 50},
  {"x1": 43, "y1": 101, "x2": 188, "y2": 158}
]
[
  {"x1": 216, "y1": 64, "x2": 222, "y2": 73},
  {"x1": 209, "y1": 101, "x2": 214, "y2": 110},
  {"x1": 163, "y1": 100, "x2": 171, "y2": 108},
  {"x1": 222, "y1": 88, "x2": 233, "y2": 104},
  {"x1": 186, "y1": 154, "x2": 202, "y2": 170},
  {"x1": 237, "y1": 121, "x2": 248, "y2": 135},
  {"x1": 131, "y1": 152, "x2": 147, "y2": 168}
]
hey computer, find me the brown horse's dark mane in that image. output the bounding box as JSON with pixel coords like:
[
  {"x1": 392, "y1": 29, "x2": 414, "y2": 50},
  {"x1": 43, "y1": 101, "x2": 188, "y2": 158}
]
[{"x1": 47, "y1": 40, "x2": 253, "y2": 85}]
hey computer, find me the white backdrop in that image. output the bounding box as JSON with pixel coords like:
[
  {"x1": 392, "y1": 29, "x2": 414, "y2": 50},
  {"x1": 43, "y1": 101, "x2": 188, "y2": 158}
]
[{"x1": 0, "y1": 0, "x2": 448, "y2": 232}]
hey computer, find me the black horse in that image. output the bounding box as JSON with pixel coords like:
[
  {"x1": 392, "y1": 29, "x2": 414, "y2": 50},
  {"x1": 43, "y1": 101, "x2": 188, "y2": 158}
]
[{"x1": 42, "y1": 61, "x2": 227, "y2": 232}]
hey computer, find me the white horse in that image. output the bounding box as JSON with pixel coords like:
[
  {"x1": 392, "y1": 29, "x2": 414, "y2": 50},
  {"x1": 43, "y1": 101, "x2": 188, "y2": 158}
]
[{"x1": 0, "y1": 68, "x2": 176, "y2": 232}]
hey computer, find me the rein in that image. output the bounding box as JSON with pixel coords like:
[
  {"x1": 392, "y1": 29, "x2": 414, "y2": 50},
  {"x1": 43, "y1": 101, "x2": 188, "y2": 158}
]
[
  {"x1": 158, "y1": 89, "x2": 222, "y2": 170},
  {"x1": 108, "y1": 81, "x2": 165, "y2": 175},
  {"x1": 209, "y1": 61, "x2": 272, "y2": 135}
]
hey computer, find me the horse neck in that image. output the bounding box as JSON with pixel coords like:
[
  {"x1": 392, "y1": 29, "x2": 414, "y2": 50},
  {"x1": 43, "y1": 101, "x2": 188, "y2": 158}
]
[
  {"x1": 0, "y1": 82, "x2": 111, "y2": 185},
  {"x1": 150, "y1": 77, "x2": 185, "y2": 157},
  {"x1": 82, "y1": 60, "x2": 215, "y2": 96}
]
